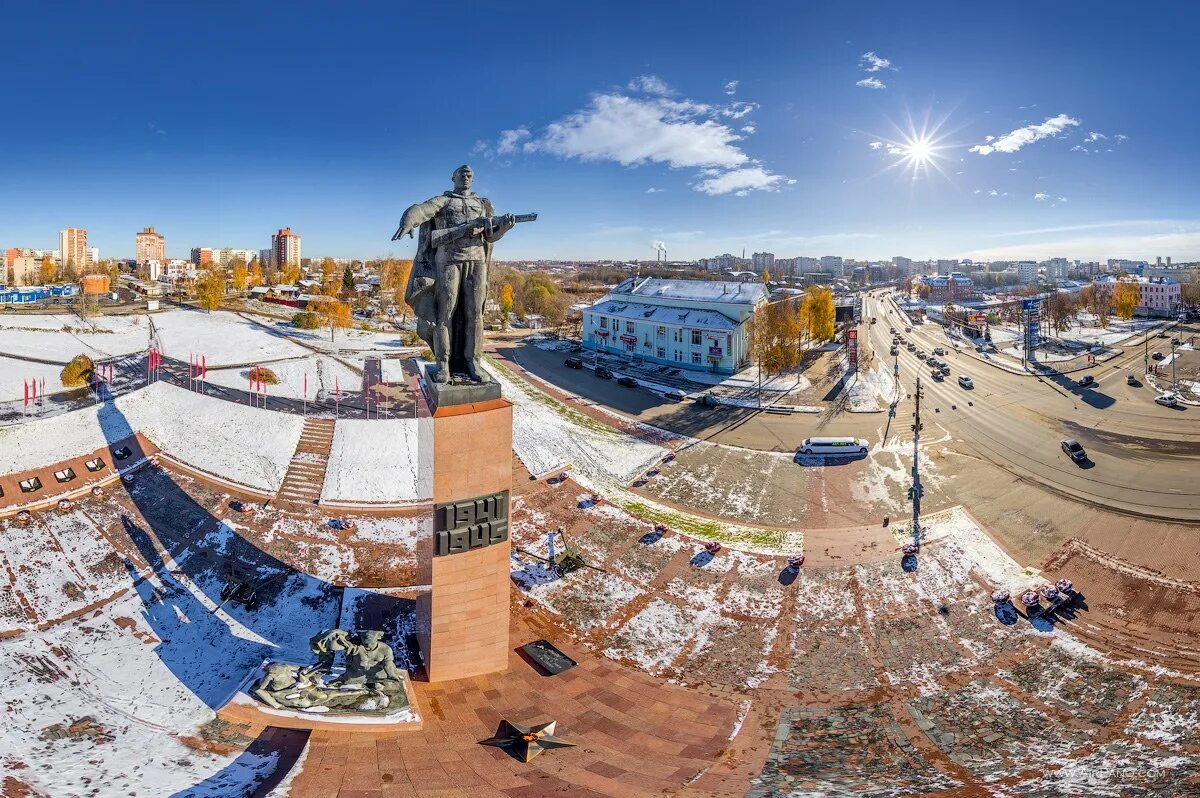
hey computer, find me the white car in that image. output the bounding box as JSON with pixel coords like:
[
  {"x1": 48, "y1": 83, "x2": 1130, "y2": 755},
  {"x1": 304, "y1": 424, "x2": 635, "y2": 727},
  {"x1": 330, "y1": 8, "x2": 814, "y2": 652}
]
[
  {"x1": 958, "y1": 376, "x2": 974, "y2": 389},
  {"x1": 1155, "y1": 392, "x2": 1179, "y2": 407}
]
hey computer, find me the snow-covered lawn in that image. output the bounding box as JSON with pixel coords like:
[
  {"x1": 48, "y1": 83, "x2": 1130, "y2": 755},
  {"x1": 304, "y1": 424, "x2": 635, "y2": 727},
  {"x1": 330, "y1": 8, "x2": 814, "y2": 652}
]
[
  {"x1": 206, "y1": 355, "x2": 362, "y2": 401},
  {"x1": 153, "y1": 310, "x2": 309, "y2": 365},
  {"x1": 321, "y1": 418, "x2": 427, "y2": 503},
  {"x1": 0, "y1": 355, "x2": 66, "y2": 401},
  {"x1": 380, "y1": 356, "x2": 411, "y2": 384},
  {"x1": 0, "y1": 382, "x2": 303, "y2": 492},
  {"x1": 0, "y1": 313, "x2": 151, "y2": 361},
  {"x1": 846, "y1": 361, "x2": 898, "y2": 411},
  {"x1": 487, "y1": 355, "x2": 666, "y2": 486}
]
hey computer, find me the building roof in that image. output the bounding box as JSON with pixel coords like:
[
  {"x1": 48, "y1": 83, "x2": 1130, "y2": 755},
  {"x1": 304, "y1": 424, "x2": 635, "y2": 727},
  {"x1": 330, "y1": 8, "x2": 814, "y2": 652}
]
[
  {"x1": 588, "y1": 299, "x2": 738, "y2": 330},
  {"x1": 612, "y1": 277, "x2": 767, "y2": 306}
]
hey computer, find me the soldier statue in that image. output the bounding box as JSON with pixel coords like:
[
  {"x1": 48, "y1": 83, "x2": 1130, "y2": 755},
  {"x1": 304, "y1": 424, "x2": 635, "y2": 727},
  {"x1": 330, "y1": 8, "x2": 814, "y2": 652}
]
[{"x1": 392, "y1": 165, "x2": 535, "y2": 384}]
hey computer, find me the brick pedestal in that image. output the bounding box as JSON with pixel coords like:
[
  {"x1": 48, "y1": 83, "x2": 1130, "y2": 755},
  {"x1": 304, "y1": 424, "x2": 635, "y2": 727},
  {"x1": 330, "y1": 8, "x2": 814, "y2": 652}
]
[{"x1": 415, "y1": 386, "x2": 513, "y2": 682}]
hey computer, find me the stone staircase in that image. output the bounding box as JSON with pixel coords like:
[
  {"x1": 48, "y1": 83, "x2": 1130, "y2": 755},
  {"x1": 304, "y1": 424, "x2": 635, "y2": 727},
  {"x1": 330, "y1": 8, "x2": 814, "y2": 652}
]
[{"x1": 276, "y1": 418, "x2": 336, "y2": 507}]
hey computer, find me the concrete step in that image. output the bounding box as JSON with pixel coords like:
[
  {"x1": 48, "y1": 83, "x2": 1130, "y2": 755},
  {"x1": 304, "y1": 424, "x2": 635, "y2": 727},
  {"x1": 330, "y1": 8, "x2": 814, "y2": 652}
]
[{"x1": 276, "y1": 418, "x2": 338, "y2": 506}]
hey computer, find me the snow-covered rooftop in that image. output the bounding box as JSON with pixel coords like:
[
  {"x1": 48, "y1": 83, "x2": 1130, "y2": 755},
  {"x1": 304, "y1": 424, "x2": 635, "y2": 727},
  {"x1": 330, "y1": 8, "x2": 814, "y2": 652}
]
[
  {"x1": 588, "y1": 299, "x2": 738, "y2": 330},
  {"x1": 613, "y1": 277, "x2": 768, "y2": 307}
]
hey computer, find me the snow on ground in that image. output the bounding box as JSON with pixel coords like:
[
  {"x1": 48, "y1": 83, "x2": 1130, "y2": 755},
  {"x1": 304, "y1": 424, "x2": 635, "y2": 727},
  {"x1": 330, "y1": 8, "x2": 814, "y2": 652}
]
[
  {"x1": 206, "y1": 355, "x2": 362, "y2": 401},
  {"x1": 604, "y1": 598, "x2": 719, "y2": 673},
  {"x1": 380, "y1": 356, "x2": 411, "y2": 384},
  {"x1": 0, "y1": 382, "x2": 303, "y2": 492},
  {"x1": 0, "y1": 313, "x2": 152, "y2": 361},
  {"x1": 487, "y1": 355, "x2": 666, "y2": 486},
  {"x1": 321, "y1": 418, "x2": 426, "y2": 503},
  {"x1": 153, "y1": 310, "x2": 310, "y2": 365},
  {"x1": 846, "y1": 361, "x2": 898, "y2": 412},
  {"x1": 0, "y1": 355, "x2": 66, "y2": 401},
  {"x1": 917, "y1": 506, "x2": 1038, "y2": 589}
]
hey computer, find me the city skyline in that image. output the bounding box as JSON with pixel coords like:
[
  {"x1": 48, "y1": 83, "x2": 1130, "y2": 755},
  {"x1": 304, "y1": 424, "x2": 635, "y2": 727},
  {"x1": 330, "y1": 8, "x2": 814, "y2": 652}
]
[{"x1": 1, "y1": 2, "x2": 1198, "y2": 262}]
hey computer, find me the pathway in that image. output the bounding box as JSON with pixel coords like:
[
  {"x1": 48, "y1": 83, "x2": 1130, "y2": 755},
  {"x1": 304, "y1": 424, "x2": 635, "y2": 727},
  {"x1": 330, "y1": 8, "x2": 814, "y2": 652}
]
[{"x1": 275, "y1": 418, "x2": 336, "y2": 507}]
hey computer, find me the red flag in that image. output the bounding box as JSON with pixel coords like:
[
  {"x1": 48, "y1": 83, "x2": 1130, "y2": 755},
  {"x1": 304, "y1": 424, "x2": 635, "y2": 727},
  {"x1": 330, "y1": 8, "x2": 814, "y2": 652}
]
[
  {"x1": 23, "y1": 380, "x2": 28, "y2": 407},
  {"x1": 335, "y1": 376, "x2": 340, "y2": 397},
  {"x1": 40, "y1": 377, "x2": 45, "y2": 397},
  {"x1": 303, "y1": 372, "x2": 307, "y2": 398},
  {"x1": 201, "y1": 355, "x2": 207, "y2": 379},
  {"x1": 32, "y1": 378, "x2": 37, "y2": 399}
]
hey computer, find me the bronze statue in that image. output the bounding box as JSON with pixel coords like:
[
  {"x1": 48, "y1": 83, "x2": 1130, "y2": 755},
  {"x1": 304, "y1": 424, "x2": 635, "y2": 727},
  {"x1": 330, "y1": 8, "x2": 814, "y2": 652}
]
[{"x1": 392, "y1": 164, "x2": 536, "y2": 384}]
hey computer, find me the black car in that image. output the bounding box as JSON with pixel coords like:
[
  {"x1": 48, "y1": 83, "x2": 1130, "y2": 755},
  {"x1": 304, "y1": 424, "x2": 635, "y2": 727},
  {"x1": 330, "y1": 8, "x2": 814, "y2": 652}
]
[
  {"x1": 595, "y1": 366, "x2": 613, "y2": 379},
  {"x1": 564, "y1": 356, "x2": 583, "y2": 369},
  {"x1": 616, "y1": 375, "x2": 638, "y2": 387},
  {"x1": 1152, "y1": 351, "x2": 1164, "y2": 361},
  {"x1": 1061, "y1": 439, "x2": 1087, "y2": 463}
]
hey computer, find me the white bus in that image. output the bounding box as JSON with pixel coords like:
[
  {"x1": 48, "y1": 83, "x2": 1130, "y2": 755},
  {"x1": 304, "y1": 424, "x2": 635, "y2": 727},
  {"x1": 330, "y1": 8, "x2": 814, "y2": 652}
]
[{"x1": 798, "y1": 436, "x2": 870, "y2": 456}]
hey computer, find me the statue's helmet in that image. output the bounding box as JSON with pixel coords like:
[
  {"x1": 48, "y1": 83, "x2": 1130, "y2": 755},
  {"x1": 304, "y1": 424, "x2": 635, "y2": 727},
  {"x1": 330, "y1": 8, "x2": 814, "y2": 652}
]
[{"x1": 452, "y1": 164, "x2": 473, "y2": 185}]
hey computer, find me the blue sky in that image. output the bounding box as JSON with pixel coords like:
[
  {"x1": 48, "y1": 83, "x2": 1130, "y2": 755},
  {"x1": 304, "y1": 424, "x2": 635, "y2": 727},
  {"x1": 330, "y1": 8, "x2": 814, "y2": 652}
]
[{"x1": 2, "y1": 1, "x2": 1197, "y2": 263}]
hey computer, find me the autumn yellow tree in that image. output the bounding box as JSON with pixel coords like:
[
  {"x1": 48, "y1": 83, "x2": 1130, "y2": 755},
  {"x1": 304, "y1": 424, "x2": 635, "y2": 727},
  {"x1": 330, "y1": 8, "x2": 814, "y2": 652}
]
[
  {"x1": 1112, "y1": 281, "x2": 1140, "y2": 320},
  {"x1": 750, "y1": 298, "x2": 806, "y2": 375},
  {"x1": 761, "y1": 269, "x2": 770, "y2": 283},
  {"x1": 498, "y1": 283, "x2": 515, "y2": 326},
  {"x1": 40, "y1": 255, "x2": 56, "y2": 284},
  {"x1": 249, "y1": 261, "x2": 264, "y2": 288},
  {"x1": 310, "y1": 284, "x2": 352, "y2": 341},
  {"x1": 231, "y1": 259, "x2": 248, "y2": 295},
  {"x1": 195, "y1": 267, "x2": 226, "y2": 312},
  {"x1": 281, "y1": 263, "x2": 300, "y2": 284},
  {"x1": 803, "y1": 285, "x2": 835, "y2": 341},
  {"x1": 320, "y1": 257, "x2": 336, "y2": 288}
]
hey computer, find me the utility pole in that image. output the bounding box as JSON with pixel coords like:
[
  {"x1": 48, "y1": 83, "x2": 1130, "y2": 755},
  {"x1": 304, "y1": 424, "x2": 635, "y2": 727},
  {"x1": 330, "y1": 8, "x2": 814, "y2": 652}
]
[{"x1": 908, "y1": 377, "x2": 925, "y2": 553}]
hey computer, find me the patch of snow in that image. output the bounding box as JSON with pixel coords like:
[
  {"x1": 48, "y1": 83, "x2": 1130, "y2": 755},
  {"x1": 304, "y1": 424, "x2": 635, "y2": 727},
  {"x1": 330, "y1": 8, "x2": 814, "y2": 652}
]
[{"x1": 321, "y1": 419, "x2": 426, "y2": 503}]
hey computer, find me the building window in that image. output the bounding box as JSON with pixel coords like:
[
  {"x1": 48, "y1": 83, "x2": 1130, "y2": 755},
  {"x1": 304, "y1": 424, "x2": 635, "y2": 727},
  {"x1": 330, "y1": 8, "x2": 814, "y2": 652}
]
[
  {"x1": 656, "y1": 347, "x2": 665, "y2": 358},
  {"x1": 674, "y1": 350, "x2": 682, "y2": 362},
  {"x1": 626, "y1": 320, "x2": 635, "y2": 334},
  {"x1": 656, "y1": 326, "x2": 666, "y2": 337},
  {"x1": 691, "y1": 330, "x2": 702, "y2": 346},
  {"x1": 673, "y1": 329, "x2": 682, "y2": 343},
  {"x1": 599, "y1": 316, "x2": 608, "y2": 329},
  {"x1": 691, "y1": 352, "x2": 702, "y2": 365}
]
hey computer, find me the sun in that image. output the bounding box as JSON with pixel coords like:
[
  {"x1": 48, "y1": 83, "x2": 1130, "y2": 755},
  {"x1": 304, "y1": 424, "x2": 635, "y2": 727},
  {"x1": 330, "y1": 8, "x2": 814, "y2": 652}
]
[{"x1": 868, "y1": 110, "x2": 961, "y2": 183}]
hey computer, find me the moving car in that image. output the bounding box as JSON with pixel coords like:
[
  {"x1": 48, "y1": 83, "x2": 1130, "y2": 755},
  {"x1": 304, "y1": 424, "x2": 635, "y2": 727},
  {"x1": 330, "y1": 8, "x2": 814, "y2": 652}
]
[
  {"x1": 616, "y1": 375, "x2": 638, "y2": 387},
  {"x1": 1152, "y1": 351, "x2": 1165, "y2": 360},
  {"x1": 1155, "y1": 392, "x2": 1179, "y2": 407},
  {"x1": 907, "y1": 343, "x2": 917, "y2": 352},
  {"x1": 890, "y1": 345, "x2": 899, "y2": 356},
  {"x1": 958, "y1": 376, "x2": 974, "y2": 389},
  {"x1": 933, "y1": 347, "x2": 946, "y2": 356},
  {"x1": 1078, "y1": 374, "x2": 1095, "y2": 387},
  {"x1": 1126, "y1": 373, "x2": 1138, "y2": 386},
  {"x1": 905, "y1": 326, "x2": 912, "y2": 332},
  {"x1": 661, "y1": 388, "x2": 686, "y2": 401},
  {"x1": 798, "y1": 436, "x2": 870, "y2": 456},
  {"x1": 564, "y1": 356, "x2": 583, "y2": 369},
  {"x1": 931, "y1": 370, "x2": 944, "y2": 381},
  {"x1": 916, "y1": 351, "x2": 928, "y2": 361},
  {"x1": 1061, "y1": 439, "x2": 1087, "y2": 462},
  {"x1": 595, "y1": 366, "x2": 613, "y2": 379}
]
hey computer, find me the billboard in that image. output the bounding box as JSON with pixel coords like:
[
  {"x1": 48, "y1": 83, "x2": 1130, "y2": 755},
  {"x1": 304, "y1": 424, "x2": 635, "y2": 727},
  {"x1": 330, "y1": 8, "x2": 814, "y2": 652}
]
[{"x1": 847, "y1": 328, "x2": 858, "y2": 371}]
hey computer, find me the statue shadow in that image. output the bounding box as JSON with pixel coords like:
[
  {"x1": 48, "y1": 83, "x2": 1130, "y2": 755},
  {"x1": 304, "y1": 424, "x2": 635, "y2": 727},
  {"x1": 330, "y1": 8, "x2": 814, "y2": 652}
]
[{"x1": 167, "y1": 727, "x2": 310, "y2": 798}]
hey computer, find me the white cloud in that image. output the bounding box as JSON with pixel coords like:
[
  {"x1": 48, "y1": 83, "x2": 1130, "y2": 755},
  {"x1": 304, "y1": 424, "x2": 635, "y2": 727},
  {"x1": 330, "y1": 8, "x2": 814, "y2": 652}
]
[
  {"x1": 973, "y1": 189, "x2": 981, "y2": 194},
  {"x1": 1085, "y1": 131, "x2": 1107, "y2": 142},
  {"x1": 1058, "y1": 196, "x2": 1068, "y2": 203},
  {"x1": 1034, "y1": 192, "x2": 1049, "y2": 201},
  {"x1": 724, "y1": 80, "x2": 739, "y2": 95},
  {"x1": 984, "y1": 135, "x2": 995, "y2": 142},
  {"x1": 694, "y1": 166, "x2": 791, "y2": 196},
  {"x1": 518, "y1": 82, "x2": 787, "y2": 196},
  {"x1": 860, "y1": 51, "x2": 894, "y2": 72},
  {"x1": 1071, "y1": 145, "x2": 1088, "y2": 153},
  {"x1": 988, "y1": 189, "x2": 999, "y2": 196},
  {"x1": 969, "y1": 113, "x2": 1080, "y2": 155},
  {"x1": 496, "y1": 127, "x2": 531, "y2": 155},
  {"x1": 1115, "y1": 133, "x2": 1129, "y2": 143},
  {"x1": 645, "y1": 187, "x2": 662, "y2": 193},
  {"x1": 856, "y1": 77, "x2": 886, "y2": 90},
  {"x1": 885, "y1": 144, "x2": 905, "y2": 156},
  {"x1": 627, "y1": 75, "x2": 673, "y2": 95},
  {"x1": 868, "y1": 141, "x2": 883, "y2": 150}
]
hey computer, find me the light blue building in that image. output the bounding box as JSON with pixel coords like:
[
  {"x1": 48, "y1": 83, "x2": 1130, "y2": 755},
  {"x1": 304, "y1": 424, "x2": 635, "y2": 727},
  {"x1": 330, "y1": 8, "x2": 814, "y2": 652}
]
[{"x1": 582, "y1": 277, "x2": 767, "y2": 374}]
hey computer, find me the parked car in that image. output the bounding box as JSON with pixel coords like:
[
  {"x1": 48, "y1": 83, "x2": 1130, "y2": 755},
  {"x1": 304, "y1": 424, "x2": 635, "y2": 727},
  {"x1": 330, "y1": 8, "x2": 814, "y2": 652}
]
[
  {"x1": 905, "y1": 326, "x2": 912, "y2": 332},
  {"x1": 564, "y1": 356, "x2": 583, "y2": 369},
  {"x1": 1157, "y1": 331, "x2": 1168, "y2": 338},
  {"x1": 662, "y1": 388, "x2": 686, "y2": 401},
  {"x1": 933, "y1": 347, "x2": 946, "y2": 356},
  {"x1": 1078, "y1": 374, "x2": 1095, "y2": 387},
  {"x1": 616, "y1": 375, "x2": 638, "y2": 387},
  {"x1": 1126, "y1": 373, "x2": 1138, "y2": 386},
  {"x1": 958, "y1": 376, "x2": 974, "y2": 389},
  {"x1": 1155, "y1": 392, "x2": 1179, "y2": 407},
  {"x1": 1061, "y1": 439, "x2": 1087, "y2": 462},
  {"x1": 595, "y1": 366, "x2": 613, "y2": 379}
]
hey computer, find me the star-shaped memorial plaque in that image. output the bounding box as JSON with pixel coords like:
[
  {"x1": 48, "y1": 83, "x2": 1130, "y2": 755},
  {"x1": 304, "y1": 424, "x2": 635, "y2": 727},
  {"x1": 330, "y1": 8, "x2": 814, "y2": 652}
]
[{"x1": 480, "y1": 719, "x2": 576, "y2": 763}]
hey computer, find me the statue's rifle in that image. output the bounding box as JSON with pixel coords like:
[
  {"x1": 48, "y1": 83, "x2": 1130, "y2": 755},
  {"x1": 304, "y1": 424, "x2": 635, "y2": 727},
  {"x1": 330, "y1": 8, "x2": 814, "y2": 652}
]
[{"x1": 428, "y1": 213, "x2": 537, "y2": 248}]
